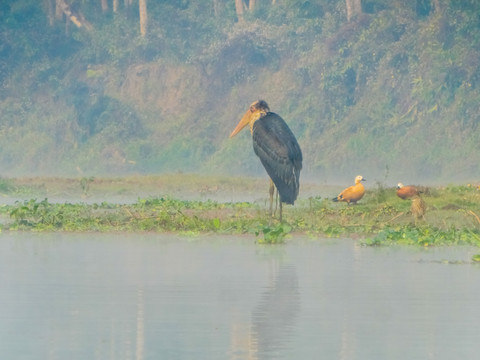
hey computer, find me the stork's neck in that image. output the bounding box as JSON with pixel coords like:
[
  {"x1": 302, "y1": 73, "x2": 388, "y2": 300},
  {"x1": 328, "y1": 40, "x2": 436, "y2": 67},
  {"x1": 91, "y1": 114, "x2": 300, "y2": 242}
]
[{"x1": 250, "y1": 110, "x2": 268, "y2": 134}]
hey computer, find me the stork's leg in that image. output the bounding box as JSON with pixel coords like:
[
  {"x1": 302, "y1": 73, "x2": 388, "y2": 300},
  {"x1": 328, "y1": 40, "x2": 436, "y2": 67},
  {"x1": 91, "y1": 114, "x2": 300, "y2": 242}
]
[
  {"x1": 275, "y1": 188, "x2": 279, "y2": 216},
  {"x1": 269, "y1": 179, "x2": 275, "y2": 217},
  {"x1": 279, "y1": 199, "x2": 283, "y2": 222}
]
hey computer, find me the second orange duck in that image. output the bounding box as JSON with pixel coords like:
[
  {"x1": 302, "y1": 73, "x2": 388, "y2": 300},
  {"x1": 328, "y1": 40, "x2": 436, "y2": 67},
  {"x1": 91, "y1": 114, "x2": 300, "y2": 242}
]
[{"x1": 396, "y1": 183, "x2": 420, "y2": 200}]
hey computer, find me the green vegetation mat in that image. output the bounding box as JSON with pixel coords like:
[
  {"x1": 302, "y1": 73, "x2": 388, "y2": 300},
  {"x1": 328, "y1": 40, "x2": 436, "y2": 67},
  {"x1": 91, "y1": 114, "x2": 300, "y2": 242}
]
[{"x1": 1, "y1": 176, "x2": 480, "y2": 247}]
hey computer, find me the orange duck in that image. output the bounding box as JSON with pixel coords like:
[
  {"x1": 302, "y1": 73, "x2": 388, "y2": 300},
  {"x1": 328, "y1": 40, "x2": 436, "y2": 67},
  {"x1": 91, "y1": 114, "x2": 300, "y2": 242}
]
[
  {"x1": 396, "y1": 183, "x2": 420, "y2": 200},
  {"x1": 332, "y1": 175, "x2": 366, "y2": 204}
]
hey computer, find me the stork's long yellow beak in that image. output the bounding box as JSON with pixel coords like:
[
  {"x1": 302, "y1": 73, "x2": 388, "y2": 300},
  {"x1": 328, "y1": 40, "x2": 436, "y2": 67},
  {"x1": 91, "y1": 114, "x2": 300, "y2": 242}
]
[{"x1": 229, "y1": 109, "x2": 252, "y2": 138}]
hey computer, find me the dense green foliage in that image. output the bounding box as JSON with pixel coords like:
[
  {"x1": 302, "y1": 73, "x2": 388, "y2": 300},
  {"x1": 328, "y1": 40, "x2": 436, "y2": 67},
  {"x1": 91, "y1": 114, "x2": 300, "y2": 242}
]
[{"x1": 1, "y1": 0, "x2": 479, "y2": 184}]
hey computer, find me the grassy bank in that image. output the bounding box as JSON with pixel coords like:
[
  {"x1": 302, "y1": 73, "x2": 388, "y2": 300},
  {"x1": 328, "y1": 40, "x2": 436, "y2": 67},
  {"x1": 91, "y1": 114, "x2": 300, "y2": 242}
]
[{"x1": 0, "y1": 175, "x2": 480, "y2": 246}]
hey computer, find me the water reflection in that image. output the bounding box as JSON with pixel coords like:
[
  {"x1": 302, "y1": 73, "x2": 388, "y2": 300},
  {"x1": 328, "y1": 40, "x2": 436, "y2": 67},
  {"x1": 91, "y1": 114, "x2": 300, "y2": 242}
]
[
  {"x1": 251, "y1": 264, "x2": 299, "y2": 359},
  {"x1": 228, "y1": 246, "x2": 299, "y2": 360},
  {"x1": 1, "y1": 233, "x2": 480, "y2": 359},
  {"x1": 136, "y1": 287, "x2": 145, "y2": 360}
]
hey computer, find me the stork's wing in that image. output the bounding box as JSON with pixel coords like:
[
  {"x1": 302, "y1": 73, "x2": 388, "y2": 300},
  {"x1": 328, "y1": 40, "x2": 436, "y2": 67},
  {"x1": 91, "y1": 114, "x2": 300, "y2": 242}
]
[{"x1": 252, "y1": 113, "x2": 302, "y2": 204}]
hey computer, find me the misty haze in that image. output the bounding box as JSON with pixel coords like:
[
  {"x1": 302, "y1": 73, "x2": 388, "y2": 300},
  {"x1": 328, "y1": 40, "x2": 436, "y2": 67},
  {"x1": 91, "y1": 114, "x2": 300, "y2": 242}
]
[
  {"x1": 1, "y1": 0, "x2": 479, "y2": 186},
  {"x1": 1, "y1": 2, "x2": 480, "y2": 360}
]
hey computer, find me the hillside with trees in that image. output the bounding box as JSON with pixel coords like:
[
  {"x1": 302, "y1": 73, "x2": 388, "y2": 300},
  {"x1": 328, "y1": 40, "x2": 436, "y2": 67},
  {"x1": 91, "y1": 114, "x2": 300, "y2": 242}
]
[{"x1": 0, "y1": 0, "x2": 479, "y2": 185}]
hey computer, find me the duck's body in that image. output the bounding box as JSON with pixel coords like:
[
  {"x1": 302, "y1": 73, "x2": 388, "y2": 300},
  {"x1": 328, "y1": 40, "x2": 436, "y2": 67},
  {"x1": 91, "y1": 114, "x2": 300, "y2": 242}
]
[
  {"x1": 332, "y1": 175, "x2": 366, "y2": 204},
  {"x1": 396, "y1": 183, "x2": 420, "y2": 200}
]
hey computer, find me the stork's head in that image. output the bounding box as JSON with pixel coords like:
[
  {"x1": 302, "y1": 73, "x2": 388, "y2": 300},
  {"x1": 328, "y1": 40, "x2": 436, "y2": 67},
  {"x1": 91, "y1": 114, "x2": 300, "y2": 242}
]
[
  {"x1": 229, "y1": 100, "x2": 270, "y2": 138},
  {"x1": 355, "y1": 175, "x2": 366, "y2": 184}
]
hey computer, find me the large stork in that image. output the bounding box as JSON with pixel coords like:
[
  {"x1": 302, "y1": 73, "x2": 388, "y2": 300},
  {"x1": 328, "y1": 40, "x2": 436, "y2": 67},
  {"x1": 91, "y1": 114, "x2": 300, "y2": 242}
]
[{"x1": 229, "y1": 100, "x2": 303, "y2": 221}]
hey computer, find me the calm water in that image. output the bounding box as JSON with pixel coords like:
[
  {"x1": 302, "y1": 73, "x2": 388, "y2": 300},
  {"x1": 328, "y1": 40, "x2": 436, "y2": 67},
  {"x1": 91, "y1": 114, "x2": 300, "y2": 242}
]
[{"x1": 1, "y1": 233, "x2": 480, "y2": 360}]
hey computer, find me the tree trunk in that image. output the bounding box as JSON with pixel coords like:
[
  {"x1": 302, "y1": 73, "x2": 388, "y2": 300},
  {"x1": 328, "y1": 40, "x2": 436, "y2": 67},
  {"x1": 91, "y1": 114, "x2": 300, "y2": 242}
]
[
  {"x1": 432, "y1": 0, "x2": 441, "y2": 12},
  {"x1": 124, "y1": 0, "x2": 133, "y2": 19},
  {"x1": 249, "y1": 0, "x2": 256, "y2": 11},
  {"x1": 55, "y1": 0, "x2": 63, "y2": 19},
  {"x1": 139, "y1": 0, "x2": 148, "y2": 36},
  {"x1": 346, "y1": 0, "x2": 362, "y2": 22},
  {"x1": 346, "y1": 0, "x2": 353, "y2": 21},
  {"x1": 101, "y1": 0, "x2": 108, "y2": 12},
  {"x1": 45, "y1": 0, "x2": 55, "y2": 25},
  {"x1": 213, "y1": 0, "x2": 221, "y2": 17},
  {"x1": 55, "y1": 0, "x2": 92, "y2": 30},
  {"x1": 354, "y1": 0, "x2": 362, "y2": 16},
  {"x1": 113, "y1": 0, "x2": 119, "y2": 13},
  {"x1": 235, "y1": 0, "x2": 244, "y2": 22}
]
